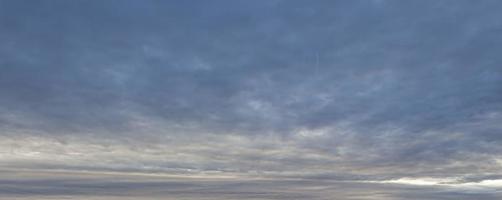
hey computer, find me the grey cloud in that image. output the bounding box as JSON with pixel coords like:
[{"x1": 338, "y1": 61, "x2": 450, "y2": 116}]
[
  {"x1": 1, "y1": 0, "x2": 502, "y2": 199},
  {"x1": 1, "y1": 170, "x2": 502, "y2": 200},
  {"x1": 1, "y1": 0, "x2": 501, "y2": 133}
]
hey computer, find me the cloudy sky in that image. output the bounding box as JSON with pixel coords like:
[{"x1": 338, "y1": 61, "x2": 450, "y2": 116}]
[{"x1": 1, "y1": 0, "x2": 502, "y2": 199}]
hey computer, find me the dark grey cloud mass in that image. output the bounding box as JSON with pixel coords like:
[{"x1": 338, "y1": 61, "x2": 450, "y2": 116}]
[{"x1": 1, "y1": 0, "x2": 502, "y2": 199}]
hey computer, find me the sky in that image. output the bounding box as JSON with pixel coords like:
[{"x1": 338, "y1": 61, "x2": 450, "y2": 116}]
[{"x1": 0, "y1": 0, "x2": 502, "y2": 199}]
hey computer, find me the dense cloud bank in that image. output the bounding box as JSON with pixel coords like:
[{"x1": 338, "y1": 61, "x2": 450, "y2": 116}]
[
  {"x1": 1, "y1": 0, "x2": 502, "y2": 199},
  {"x1": 0, "y1": 170, "x2": 501, "y2": 200}
]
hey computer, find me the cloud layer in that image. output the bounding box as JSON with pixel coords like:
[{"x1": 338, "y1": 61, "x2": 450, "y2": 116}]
[{"x1": 1, "y1": 0, "x2": 502, "y2": 199}]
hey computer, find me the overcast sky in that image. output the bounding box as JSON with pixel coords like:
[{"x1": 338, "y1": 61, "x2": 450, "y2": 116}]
[{"x1": 1, "y1": 0, "x2": 502, "y2": 199}]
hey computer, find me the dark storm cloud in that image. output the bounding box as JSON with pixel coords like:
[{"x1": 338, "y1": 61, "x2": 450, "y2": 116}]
[{"x1": 1, "y1": 1, "x2": 502, "y2": 198}]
